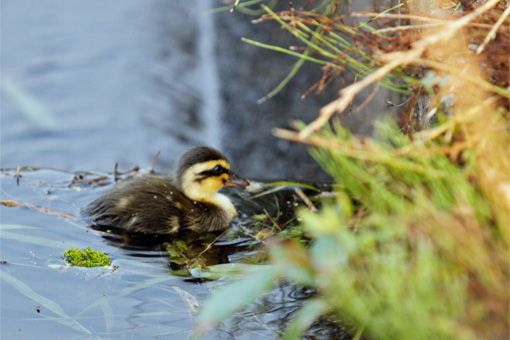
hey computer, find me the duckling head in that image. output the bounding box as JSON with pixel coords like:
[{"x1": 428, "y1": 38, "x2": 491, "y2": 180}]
[{"x1": 176, "y1": 146, "x2": 247, "y2": 218}]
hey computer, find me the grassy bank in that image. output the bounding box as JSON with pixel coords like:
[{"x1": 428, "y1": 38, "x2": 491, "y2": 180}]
[{"x1": 199, "y1": 1, "x2": 509, "y2": 339}]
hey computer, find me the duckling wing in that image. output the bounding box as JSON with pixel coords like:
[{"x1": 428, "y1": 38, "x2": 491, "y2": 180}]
[
  {"x1": 183, "y1": 202, "x2": 230, "y2": 233},
  {"x1": 82, "y1": 176, "x2": 194, "y2": 234}
]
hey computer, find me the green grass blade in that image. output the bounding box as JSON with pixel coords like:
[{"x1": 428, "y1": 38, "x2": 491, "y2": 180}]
[
  {"x1": 241, "y1": 37, "x2": 340, "y2": 68},
  {"x1": 0, "y1": 270, "x2": 92, "y2": 334},
  {"x1": 197, "y1": 266, "x2": 278, "y2": 333},
  {"x1": 76, "y1": 276, "x2": 175, "y2": 317},
  {"x1": 258, "y1": 57, "x2": 306, "y2": 104},
  {"x1": 1, "y1": 77, "x2": 58, "y2": 130},
  {"x1": 282, "y1": 298, "x2": 328, "y2": 340}
]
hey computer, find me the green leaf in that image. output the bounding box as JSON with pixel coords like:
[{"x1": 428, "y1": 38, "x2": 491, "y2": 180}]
[
  {"x1": 197, "y1": 266, "x2": 278, "y2": 333},
  {"x1": 0, "y1": 269, "x2": 91, "y2": 334},
  {"x1": 310, "y1": 236, "x2": 347, "y2": 274},
  {"x1": 190, "y1": 263, "x2": 272, "y2": 281}
]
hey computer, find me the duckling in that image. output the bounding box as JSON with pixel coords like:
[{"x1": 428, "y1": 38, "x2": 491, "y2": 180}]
[{"x1": 82, "y1": 147, "x2": 248, "y2": 234}]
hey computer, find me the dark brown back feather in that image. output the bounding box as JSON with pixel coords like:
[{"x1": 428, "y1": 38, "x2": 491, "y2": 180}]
[{"x1": 82, "y1": 175, "x2": 230, "y2": 234}]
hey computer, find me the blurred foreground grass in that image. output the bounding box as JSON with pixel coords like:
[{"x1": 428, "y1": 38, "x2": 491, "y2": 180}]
[
  {"x1": 199, "y1": 1, "x2": 509, "y2": 339},
  {"x1": 199, "y1": 118, "x2": 509, "y2": 339}
]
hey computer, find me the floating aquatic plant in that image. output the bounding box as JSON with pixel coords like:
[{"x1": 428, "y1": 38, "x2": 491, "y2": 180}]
[{"x1": 63, "y1": 247, "x2": 112, "y2": 267}]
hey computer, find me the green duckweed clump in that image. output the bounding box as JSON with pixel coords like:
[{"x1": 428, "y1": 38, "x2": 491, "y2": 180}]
[{"x1": 63, "y1": 247, "x2": 111, "y2": 267}]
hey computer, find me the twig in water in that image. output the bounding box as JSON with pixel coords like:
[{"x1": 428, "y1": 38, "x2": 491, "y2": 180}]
[
  {"x1": 148, "y1": 151, "x2": 161, "y2": 174},
  {"x1": 191, "y1": 230, "x2": 228, "y2": 265},
  {"x1": 113, "y1": 162, "x2": 140, "y2": 182},
  {"x1": 68, "y1": 172, "x2": 110, "y2": 187},
  {"x1": 1, "y1": 200, "x2": 79, "y2": 221},
  {"x1": 172, "y1": 286, "x2": 199, "y2": 316},
  {"x1": 294, "y1": 188, "x2": 318, "y2": 212},
  {"x1": 113, "y1": 162, "x2": 120, "y2": 182},
  {"x1": 263, "y1": 208, "x2": 282, "y2": 232},
  {"x1": 14, "y1": 166, "x2": 22, "y2": 186}
]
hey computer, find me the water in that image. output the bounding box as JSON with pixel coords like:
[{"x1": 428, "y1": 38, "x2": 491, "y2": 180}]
[
  {"x1": 1, "y1": 168, "x2": 186, "y2": 338},
  {"x1": 0, "y1": 1, "x2": 347, "y2": 338},
  {"x1": 1, "y1": 1, "x2": 239, "y2": 338},
  {"x1": 196, "y1": 0, "x2": 222, "y2": 149},
  {"x1": 1, "y1": 166, "x2": 349, "y2": 339},
  {"x1": 1, "y1": 0, "x2": 222, "y2": 171}
]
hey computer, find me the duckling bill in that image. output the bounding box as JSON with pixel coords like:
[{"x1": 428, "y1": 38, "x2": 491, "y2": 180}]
[{"x1": 82, "y1": 147, "x2": 248, "y2": 234}]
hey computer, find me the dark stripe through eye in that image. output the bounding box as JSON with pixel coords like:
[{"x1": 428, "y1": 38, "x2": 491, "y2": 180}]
[{"x1": 199, "y1": 165, "x2": 229, "y2": 177}]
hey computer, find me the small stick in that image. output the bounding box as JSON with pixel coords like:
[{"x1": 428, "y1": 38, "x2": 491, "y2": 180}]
[
  {"x1": 148, "y1": 151, "x2": 161, "y2": 174},
  {"x1": 113, "y1": 162, "x2": 120, "y2": 182},
  {"x1": 230, "y1": 0, "x2": 240, "y2": 13},
  {"x1": 349, "y1": 12, "x2": 492, "y2": 28},
  {"x1": 191, "y1": 231, "x2": 227, "y2": 264},
  {"x1": 131, "y1": 165, "x2": 140, "y2": 173},
  {"x1": 297, "y1": 0, "x2": 501, "y2": 138},
  {"x1": 68, "y1": 172, "x2": 110, "y2": 187},
  {"x1": 263, "y1": 208, "x2": 282, "y2": 231},
  {"x1": 113, "y1": 162, "x2": 140, "y2": 182},
  {"x1": 294, "y1": 188, "x2": 318, "y2": 212},
  {"x1": 354, "y1": 82, "x2": 381, "y2": 114},
  {"x1": 316, "y1": 191, "x2": 338, "y2": 199},
  {"x1": 14, "y1": 166, "x2": 22, "y2": 186},
  {"x1": 1, "y1": 200, "x2": 79, "y2": 221},
  {"x1": 376, "y1": 23, "x2": 444, "y2": 33},
  {"x1": 476, "y1": 4, "x2": 510, "y2": 54},
  {"x1": 400, "y1": 87, "x2": 422, "y2": 135}
]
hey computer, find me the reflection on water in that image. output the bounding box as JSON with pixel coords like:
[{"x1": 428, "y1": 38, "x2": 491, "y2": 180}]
[
  {"x1": 1, "y1": 0, "x2": 221, "y2": 172},
  {"x1": 217, "y1": 284, "x2": 349, "y2": 340}
]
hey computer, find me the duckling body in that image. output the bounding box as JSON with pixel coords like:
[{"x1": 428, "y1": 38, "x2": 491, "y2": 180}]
[{"x1": 83, "y1": 147, "x2": 246, "y2": 234}]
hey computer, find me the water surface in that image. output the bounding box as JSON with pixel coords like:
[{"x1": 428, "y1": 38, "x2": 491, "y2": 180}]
[{"x1": 1, "y1": 1, "x2": 344, "y2": 338}]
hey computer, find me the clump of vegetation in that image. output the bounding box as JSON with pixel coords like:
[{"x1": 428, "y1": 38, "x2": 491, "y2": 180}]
[
  {"x1": 63, "y1": 247, "x2": 111, "y2": 267},
  {"x1": 199, "y1": 0, "x2": 509, "y2": 339}
]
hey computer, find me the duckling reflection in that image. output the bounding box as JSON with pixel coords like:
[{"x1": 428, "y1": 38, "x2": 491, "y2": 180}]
[{"x1": 83, "y1": 146, "x2": 248, "y2": 236}]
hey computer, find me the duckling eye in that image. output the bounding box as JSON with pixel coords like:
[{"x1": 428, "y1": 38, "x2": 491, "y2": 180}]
[
  {"x1": 199, "y1": 165, "x2": 227, "y2": 177},
  {"x1": 211, "y1": 165, "x2": 223, "y2": 175}
]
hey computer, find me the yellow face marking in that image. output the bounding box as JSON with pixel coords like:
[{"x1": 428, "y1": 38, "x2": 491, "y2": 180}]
[
  {"x1": 180, "y1": 160, "x2": 232, "y2": 202},
  {"x1": 179, "y1": 159, "x2": 238, "y2": 219},
  {"x1": 187, "y1": 160, "x2": 230, "y2": 174},
  {"x1": 199, "y1": 176, "x2": 224, "y2": 192}
]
